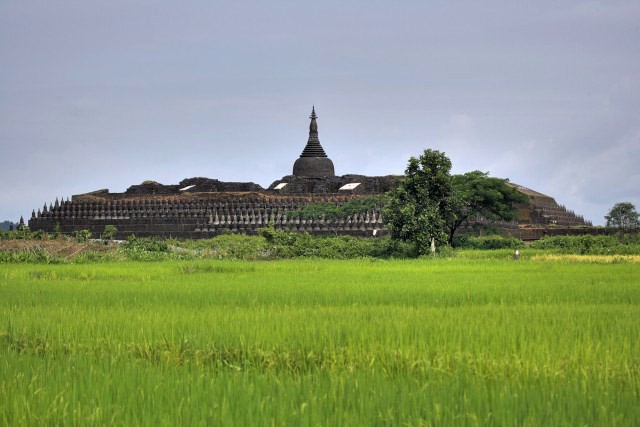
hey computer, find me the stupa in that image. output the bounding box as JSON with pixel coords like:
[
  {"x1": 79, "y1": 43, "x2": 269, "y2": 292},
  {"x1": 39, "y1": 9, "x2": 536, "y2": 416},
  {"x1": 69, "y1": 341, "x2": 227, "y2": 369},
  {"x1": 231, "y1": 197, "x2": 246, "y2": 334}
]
[{"x1": 292, "y1": 106, "x2": 335, "y2": 177}]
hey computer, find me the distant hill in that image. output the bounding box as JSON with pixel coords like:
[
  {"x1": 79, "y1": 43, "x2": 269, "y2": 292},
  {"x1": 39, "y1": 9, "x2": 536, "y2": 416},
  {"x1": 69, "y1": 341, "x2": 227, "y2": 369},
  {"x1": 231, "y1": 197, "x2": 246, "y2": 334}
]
[{"x1": 0, "y1": 220, "x2": 17, "y2": 231}]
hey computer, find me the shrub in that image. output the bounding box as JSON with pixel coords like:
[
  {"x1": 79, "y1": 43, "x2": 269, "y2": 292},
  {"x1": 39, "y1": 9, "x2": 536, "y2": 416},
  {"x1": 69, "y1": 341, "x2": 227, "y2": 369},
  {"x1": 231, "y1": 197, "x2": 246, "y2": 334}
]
[
  {"x1": 369, "y1": 237, "x2": 418, "y2": 259},
  {"x1": 75, "y1": 230, "x2": 92, "y2": 243},
  {"x1": 31, "y1": 230, "x2": 46, "y2": 240},
  {"x1": 207, "y1": 234, "x2": 270, "y2": 260},
  {"x1": 452, "y1": 235, "x2": 525, "y2": 250},
  {"x1": 117, "y1": 236, "x2": 173, "y2": 261},
  {"x1": 102, "y1": 225, "x2": 117, "y2": 242},
  {"x1": 529, "y1": 234, "x2": 640, "y2": 255},
  {"x1": 0, "y1": 247, "x2": 52, "y2": 264}
]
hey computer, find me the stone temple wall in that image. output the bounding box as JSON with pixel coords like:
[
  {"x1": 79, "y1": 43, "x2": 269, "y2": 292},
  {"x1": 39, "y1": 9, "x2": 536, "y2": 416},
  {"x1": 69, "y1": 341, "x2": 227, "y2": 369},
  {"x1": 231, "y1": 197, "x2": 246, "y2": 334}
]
[
  {"x1": 28, "y1": 192, "x2": 385, "y2": 239},
  {"x1": 125, "y1": 177, "x2": 264, "y2": 195},
  {"x1": 28, "y1": 176, "x2": 592, "y2": 240}
]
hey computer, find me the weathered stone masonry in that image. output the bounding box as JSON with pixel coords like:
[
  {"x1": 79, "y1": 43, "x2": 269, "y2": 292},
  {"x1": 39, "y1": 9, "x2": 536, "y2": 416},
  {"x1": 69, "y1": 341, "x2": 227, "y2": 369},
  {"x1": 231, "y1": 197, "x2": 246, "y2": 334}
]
[{"x1": 29, "y1": 193, "x2": 385, "y2": 239}]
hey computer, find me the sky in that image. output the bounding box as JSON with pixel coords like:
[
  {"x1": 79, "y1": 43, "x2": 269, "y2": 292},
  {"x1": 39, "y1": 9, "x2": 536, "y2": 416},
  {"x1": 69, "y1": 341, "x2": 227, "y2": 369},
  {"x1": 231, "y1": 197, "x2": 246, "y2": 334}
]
[{"x1": 1, "y1": 0, "x2": 639, "y2": 225}]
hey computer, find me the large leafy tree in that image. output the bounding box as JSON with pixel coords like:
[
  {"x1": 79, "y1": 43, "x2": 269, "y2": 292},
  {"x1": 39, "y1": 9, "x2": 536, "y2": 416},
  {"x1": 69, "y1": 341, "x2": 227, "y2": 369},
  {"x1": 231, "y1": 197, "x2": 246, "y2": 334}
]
[
  {"x1": 384, "y1": 149, "x2": 454, "y2": 254},
  {"x1": 445, "y1": 171, "x2": 530, "y2": 244},
  {"x1": 605, "y1": 202, "x2": 639, "y2": 231}
]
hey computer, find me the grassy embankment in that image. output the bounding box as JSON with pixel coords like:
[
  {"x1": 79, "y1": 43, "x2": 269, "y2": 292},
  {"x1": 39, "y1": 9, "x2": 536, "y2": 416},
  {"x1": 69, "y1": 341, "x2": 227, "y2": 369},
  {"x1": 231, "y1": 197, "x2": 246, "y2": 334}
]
[{"x1": 1, "y1": 256, "x2": 639, "y2": 425}]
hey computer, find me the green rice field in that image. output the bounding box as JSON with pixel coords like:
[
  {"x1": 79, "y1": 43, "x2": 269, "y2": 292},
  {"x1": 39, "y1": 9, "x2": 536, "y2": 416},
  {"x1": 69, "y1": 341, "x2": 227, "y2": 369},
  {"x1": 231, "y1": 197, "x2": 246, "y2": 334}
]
[{"x1": 1, "y1": 255, "x2": 639, "y2": 425}]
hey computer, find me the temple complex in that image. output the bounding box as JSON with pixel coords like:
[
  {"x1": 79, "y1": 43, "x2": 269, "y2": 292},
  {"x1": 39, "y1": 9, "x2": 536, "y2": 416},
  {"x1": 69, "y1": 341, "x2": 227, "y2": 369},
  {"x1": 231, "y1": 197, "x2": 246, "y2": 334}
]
[{"x1": 27, "y1": 107, "x2": 591, "y2": 240}]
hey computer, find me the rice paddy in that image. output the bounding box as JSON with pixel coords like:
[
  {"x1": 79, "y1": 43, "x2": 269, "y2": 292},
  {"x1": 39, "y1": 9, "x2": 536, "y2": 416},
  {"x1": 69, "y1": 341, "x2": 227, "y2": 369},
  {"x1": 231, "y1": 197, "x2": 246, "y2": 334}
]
[{"x1": 1, "y1": 256, "x2": 639, "y2": 425}]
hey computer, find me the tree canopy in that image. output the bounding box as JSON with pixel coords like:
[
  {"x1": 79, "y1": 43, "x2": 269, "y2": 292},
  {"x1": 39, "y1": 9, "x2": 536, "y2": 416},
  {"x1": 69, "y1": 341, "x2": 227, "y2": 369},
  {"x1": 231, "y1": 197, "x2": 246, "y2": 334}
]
[
  {"x1": 605, "y1": 202, "x2": 639, "y2": 230},
  {"x1": 383, "y1": 149, "x2": 454, "y2": 254},
  {"x1": 445, "y1": 171, "x2": 529, "y2": 244},
  {"x1": 384, "y1": 150, "x2": 530, "y2": 252}
]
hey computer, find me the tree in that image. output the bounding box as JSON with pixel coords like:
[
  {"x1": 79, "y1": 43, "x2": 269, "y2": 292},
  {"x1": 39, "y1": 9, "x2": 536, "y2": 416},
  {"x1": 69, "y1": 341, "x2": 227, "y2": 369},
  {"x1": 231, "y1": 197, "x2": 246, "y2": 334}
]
[
  {"x1": 605, "y1": 202, "x2": 639, "y2": 231},
  {"x1": 384, "y1": 149, "x2": 454, "y2": 254},
  {"x1": 102, "y1": 225, "x2": 117, "y2": 243},
  {"x1": 445, "y1": 171, "x2": 530, "y2": 244}
]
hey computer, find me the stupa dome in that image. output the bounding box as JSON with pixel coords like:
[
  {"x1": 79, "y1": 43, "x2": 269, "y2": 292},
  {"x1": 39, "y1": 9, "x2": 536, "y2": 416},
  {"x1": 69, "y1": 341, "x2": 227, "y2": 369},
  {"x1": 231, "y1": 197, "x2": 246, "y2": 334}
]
[{"x1": 292, "y1": 106, "x2": 335, "y2": 177}]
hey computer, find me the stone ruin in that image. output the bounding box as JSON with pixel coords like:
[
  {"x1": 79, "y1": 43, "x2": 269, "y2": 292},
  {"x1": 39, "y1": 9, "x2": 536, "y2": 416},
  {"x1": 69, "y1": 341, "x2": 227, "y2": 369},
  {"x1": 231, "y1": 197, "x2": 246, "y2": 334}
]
[{"x1": 28, "y1": 107, "x2": 592, "y2": 240}]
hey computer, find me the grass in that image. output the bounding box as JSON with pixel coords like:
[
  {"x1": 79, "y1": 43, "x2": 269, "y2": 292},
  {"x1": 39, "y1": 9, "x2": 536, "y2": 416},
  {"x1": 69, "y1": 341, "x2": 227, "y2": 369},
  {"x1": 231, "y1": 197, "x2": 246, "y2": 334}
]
[{"x1": 1, "y1": 256, "x2": 639, "y2": 425}]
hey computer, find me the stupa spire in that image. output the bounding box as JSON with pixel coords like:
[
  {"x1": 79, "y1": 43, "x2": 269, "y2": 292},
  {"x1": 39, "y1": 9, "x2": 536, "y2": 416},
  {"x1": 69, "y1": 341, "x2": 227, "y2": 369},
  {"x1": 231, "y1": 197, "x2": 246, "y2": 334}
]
[
  {"x1": 300, "y1": 106, "x2": 327, "y2": 158},
  {"x1": 292, "y1": 106, "x2": 335, "y2": 177}
]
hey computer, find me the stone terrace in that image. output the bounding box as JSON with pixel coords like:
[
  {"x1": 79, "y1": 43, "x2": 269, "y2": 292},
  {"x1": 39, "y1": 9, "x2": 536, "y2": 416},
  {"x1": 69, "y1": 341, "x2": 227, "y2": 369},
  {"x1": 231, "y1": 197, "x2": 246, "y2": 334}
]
[{"x1": 28, "y1": 192, "x2": 385, "y2": 239}]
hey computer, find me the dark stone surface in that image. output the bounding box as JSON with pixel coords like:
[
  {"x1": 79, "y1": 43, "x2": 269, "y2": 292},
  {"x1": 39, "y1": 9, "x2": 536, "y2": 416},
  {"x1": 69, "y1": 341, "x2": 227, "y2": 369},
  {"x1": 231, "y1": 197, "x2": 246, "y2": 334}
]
[
  {"x1": 292, "y1": 157, "x2": 335, "y2": 178},
  {"x1": 125, "y1": 181, "x2": 180, "y2": 195},
  {"x1": 28, "y1": 192, "x2": 386, "y2": 239},
  {"x1": 292, "y1": 106, "x2": 336, "y2": 177},
  {"x1": 269, "y1": 174, "x2": 402, "y2": 194},
  {"x1": 178, "y1": 177, "x2": 264, "y2": 192},
  {"x1": 28, "y1": 181, "x2": 594, "y2": 240},
  {"x1": 124, "y1": 177, "x2": 263, "y2": 195}
]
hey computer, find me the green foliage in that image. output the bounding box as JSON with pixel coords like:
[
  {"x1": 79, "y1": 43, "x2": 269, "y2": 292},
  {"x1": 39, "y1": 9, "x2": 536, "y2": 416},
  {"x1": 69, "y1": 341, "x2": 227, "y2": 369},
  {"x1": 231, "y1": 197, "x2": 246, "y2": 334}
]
[
  {"x1": 1, "y1": 228, "x2": 31, "y2": 240},
  {"x1": 5, "y1": 230, "x2": 640, "y2": 264},
  {"x1": 384, "y1": 149, "x2": 454, "y2": 254},
  {"x1": 31, "y1": 230, "x2": 46, "y2": 240},
  {"x1": 0, "y1": 247, "x2": 53, "y2": 263},
  {"x1": 605, "y1": 201, "x2": 639, "y2": 230},
  {"x1": 446, "y1": 171, "x2": 529, "y2": 244},
  {"x1": 205, "y1": 234, "x2": 271, "y2": 260},
  {"x1": 117, "y1": 235, "x2": 172, "y2": 261},
  {"x1": 193, "y1": 230, "x2": 417, "y2": 260},
  {"x1": 287, "y1": 195, "x2": 385, "y2": 221},
  {"x1": 53, "y1": 223, "x2": 62, "y2": 239},
  {"x1": 530, "y1": 233, "x2": 640, "y2": 255},
  {"x1": 453, "y1": 234, "x2": 526, "y2": 250},
  {"x1": 75, "y1": 229, "x2": 92, "y2": 243},
  {"x1": 102, "y1": 225, "x2": 117, "y2": 241}
]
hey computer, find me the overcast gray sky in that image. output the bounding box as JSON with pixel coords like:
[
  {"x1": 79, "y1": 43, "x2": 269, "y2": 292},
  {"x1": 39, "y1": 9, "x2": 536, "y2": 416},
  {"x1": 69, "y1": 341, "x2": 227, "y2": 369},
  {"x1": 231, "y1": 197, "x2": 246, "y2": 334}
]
[{"x1": 1, "y1": 0, "x2": 639, "y2": 225}]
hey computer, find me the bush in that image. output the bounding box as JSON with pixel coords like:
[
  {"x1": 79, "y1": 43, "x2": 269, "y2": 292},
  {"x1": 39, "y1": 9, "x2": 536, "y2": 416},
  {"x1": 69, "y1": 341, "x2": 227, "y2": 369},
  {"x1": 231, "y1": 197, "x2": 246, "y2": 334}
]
[
  {"x1": 530, "y1": 234, "x2": 640, "y2": 255},
  {"x1": 0, "y1": 228, "x2": 34, "y2": 240},
  {"x1": 257, "y1": 227, "x2": 416, "y2": 259},
  {"x1": 75, "y1": 230, "x2": 92, "y2": 243},
  {"x1": 0, "y1": 247, "x2": 53, "y2": 264},
  {"x1": 369, "y1": 237, "x2": 418, "y2": 259},
  {"x1": 452, "y1": 235, "x2": 525, "y2": 250},
  {"x1": 117, "y1": 236, "x2": 173, "y2": 261},
  {"x1": 102, "y1": 225, "x2": 117, "y2": 242},
  {"x1": 208, "y1": 234, "x2": 270, "y2": 260}
]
